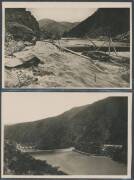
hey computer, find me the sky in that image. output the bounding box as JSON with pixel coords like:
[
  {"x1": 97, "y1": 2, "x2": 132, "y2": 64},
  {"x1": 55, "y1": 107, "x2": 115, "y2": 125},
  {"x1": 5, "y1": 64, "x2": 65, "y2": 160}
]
[
  {"x1": 2, "y1": 93, "x2": 127, "y2": 125},
  {"x1": 27, "y1": 8, "x2": 97, "y2": 22}
]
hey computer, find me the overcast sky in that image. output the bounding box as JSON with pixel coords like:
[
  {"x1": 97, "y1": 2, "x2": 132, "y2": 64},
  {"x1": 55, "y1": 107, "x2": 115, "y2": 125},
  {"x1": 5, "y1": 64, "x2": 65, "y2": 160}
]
[
  {"x1": 27, "y1": 8, "x2": 97, "y2": 22},
  {"x1": 2, "y1": 93, "x2": 127, "y2": 125}
]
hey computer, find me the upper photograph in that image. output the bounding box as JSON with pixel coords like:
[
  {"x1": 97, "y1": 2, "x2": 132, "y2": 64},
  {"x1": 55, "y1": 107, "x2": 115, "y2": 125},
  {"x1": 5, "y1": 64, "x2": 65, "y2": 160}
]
[{"x1": 2, "y1": 2, "x2": 132, "y2": 89}]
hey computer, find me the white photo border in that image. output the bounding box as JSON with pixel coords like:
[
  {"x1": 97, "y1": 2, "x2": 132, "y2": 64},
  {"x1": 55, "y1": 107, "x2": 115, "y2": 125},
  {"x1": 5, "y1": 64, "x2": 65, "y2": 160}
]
[
  {"x1": 1, "y1": 92, "x2": 132, "y2": 179},
  {"x1": 2, "y1": 2, "x2": 132, "y2": 90}
]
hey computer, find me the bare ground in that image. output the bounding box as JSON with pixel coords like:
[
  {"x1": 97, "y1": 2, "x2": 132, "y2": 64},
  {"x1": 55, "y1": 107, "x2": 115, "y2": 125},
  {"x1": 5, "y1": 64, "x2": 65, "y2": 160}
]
[{"x1": 4, "y1": 41, "x2": 129, "y2": 88}]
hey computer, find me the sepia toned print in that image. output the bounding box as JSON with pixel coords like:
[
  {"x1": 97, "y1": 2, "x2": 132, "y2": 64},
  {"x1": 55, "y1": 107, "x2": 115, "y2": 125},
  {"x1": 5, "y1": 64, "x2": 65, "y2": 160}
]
[
  {"x1": 1, "y1": 92, "x2": 132, "y2": 178},
  {"x1": 2, "y1": 2, "x2": 132, "y2": 89}
]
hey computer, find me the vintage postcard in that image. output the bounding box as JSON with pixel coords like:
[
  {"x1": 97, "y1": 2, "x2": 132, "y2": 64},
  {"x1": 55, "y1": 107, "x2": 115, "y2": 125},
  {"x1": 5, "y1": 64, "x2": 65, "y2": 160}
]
[
  {"x1": 1, "y1": 92, "x2": 132, "y2": 178},
  {"x1": 2, "y1": 2, "x2": 132, "y2": 89}
]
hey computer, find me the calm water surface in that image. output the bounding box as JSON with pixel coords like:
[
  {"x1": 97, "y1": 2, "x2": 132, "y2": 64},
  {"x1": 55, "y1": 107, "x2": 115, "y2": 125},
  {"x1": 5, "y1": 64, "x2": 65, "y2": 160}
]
[{"x1": 30, "y1": 150, "x2": 127, "y2": 175}]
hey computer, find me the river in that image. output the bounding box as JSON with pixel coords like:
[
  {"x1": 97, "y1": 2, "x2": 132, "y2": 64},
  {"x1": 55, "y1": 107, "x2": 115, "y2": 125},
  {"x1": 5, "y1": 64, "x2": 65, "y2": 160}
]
[{"x1": 30, "y1": 149, "x2": 127, "y2": 175}]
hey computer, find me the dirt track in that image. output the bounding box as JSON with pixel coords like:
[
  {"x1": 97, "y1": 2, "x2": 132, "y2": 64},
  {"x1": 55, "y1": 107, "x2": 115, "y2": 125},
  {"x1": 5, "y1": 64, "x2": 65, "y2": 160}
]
[{"x1": 5, "y1": 41, "x2": 129, "y2": 88}]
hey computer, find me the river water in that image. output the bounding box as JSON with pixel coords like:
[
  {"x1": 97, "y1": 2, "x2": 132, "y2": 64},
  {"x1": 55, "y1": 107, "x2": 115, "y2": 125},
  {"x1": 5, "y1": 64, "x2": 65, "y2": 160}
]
[{"x1": 30, "y1": 150, "x2": 127, "y2": 175}]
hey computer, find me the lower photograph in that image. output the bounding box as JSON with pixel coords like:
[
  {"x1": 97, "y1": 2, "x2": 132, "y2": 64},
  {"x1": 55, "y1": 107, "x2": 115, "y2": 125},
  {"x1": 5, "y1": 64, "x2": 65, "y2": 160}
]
[{"x1": 1, "y1": 92, "x2": 132, "y2": 178}]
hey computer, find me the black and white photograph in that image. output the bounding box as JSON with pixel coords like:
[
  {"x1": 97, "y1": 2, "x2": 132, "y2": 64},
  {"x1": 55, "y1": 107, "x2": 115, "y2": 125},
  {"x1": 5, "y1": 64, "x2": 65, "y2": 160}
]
[
  {"x1": 1, "y1": 92, "x2": 132, "y2": 178},
  {"x1": 2, "y1": 2, "x2": 132, "y2": 89}
]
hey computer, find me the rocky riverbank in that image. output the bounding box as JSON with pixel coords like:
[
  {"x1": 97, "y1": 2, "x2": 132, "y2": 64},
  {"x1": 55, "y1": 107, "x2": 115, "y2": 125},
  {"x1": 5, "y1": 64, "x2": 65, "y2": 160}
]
[{"x1": 4, "y1": 40, "x2": 129, "y2": 88}]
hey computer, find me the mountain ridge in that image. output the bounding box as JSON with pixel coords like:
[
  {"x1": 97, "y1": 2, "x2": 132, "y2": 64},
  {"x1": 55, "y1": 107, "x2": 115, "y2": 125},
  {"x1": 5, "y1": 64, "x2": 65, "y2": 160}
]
[
  {"x1": 39, "y1": 18, "x2": 79, "y2": 38},
  {"x1": 5, "y1": 97, "x2": 128, "y2": 153},
  {"x1": 66, "y1": 8, "x2": 130, "y2": 38}
]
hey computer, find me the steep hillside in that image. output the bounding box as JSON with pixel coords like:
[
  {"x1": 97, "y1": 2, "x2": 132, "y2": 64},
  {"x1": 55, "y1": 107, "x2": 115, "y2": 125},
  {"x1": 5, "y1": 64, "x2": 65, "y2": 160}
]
[
  {"x1": 4, "y1": 141, "x2": 65, "y2": 175},
  {"x1": 5, "y1": 8, "x2": 40, "y2": 40},
  {"x1": 39, "y1": 18, "x2": 79, "y2": 38},
  {"x1": 5, "y1": 97, "x2": 128, "y2": 153},
  {"x1": 66, "y1": 8, "x2": 130, "y2": 38}
]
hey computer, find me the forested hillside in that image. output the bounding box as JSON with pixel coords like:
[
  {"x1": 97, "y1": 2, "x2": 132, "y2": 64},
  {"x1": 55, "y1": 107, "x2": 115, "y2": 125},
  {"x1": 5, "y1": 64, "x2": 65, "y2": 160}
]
[
  {"x1": 5, "y1": 97, "x2": 128, "y2": 155},
  {"x1": 5, "y1": 8, "x2": 40, "y2": 41},
  {"x1": 4, "y1": 141, "x2": 65, "y2": 175},
  {"x1": 66, "y1": 8, "x2": 130, "y2": 38},
  {"x1": 39, "y1": 18, "x2": 79, "y2": 38}
]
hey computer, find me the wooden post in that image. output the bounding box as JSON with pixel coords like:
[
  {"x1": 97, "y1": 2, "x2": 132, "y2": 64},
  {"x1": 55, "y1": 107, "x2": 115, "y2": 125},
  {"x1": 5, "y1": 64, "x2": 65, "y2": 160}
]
[
  {"x1": 16, "y1": 71, "x2": 21, "y2": 87},
  {"x1": 110, "y1": 37, "x2": 118, "y2": 57},
  {"x1": 94, "y1": 74, "x2": 96, "y2": 82},
  {"x1": 108, "y1": 36, "x2": 111, "y2": 56}
]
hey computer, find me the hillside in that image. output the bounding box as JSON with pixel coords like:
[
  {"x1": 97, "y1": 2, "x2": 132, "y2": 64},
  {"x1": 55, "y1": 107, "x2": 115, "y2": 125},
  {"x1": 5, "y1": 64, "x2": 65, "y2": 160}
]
[
  {"x1": 5, "y1": 8, "x2": 40, "y2": 41},
  {"x1": 66, "y1": 8, "x2": 130, "y2": 38},
  {"x1": 4, "y1": 141, "x2": 65, "y2": 175},
  {"x1": 39, "y1": 18, "x2": 79, "y2": 38},
  {"x1": 5, "y1": 97, "x2": 128, "y2": 155}
]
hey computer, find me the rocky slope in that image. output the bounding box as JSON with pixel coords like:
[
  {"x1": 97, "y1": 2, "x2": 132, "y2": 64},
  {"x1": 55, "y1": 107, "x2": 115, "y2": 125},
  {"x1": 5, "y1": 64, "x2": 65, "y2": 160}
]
[{"x1": 4, "y1": 41, "x2": 129, "y2": 88}]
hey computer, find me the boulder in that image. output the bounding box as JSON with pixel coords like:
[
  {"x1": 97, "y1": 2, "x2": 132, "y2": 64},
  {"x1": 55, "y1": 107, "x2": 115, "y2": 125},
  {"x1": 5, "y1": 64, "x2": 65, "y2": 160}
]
[{"x1": 5, "y1": 50, "x2": 41, "y2": 68}]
